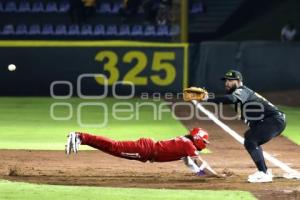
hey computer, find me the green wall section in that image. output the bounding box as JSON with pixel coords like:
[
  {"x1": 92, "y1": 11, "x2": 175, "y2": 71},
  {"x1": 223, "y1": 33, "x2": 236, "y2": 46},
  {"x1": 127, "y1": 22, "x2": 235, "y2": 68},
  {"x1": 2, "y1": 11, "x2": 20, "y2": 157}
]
[
  {"x1": 190, "y1": 41, "x2": 300, "y2": 93},
  {"x1": 0, "y1": 41, "x2": 187, "y2": 95}
]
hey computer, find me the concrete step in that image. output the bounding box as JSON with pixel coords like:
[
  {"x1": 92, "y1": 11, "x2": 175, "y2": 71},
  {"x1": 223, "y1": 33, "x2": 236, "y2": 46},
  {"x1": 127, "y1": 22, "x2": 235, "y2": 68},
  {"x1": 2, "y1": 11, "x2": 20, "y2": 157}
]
[{"x1": 189, "y1": 0, "x2": 244, "y2": 34}]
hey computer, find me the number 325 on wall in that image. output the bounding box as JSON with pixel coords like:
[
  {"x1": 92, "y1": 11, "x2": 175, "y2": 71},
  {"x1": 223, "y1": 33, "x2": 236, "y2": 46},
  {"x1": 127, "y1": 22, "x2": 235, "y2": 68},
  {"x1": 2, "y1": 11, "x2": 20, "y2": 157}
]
[{"x1": 94, "y1": 51, "x2": 176, "y2": 86}]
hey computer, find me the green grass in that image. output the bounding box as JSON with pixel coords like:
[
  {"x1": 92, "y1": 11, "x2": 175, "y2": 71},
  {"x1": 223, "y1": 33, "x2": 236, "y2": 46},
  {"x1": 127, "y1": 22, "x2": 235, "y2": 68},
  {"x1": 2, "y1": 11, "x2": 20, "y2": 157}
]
[
  {"x1": 0, "y1": 97, "x2": 187, "y2": 150},
  {"x1": 0, "y1": 180, "x2": 256, "y2": 200},
  {"x1": 279, "y1": 106, "x2": 300, "y2": 145},
  {"x1": 1, "y1": 98, "x2": 299, "y2": 149}
]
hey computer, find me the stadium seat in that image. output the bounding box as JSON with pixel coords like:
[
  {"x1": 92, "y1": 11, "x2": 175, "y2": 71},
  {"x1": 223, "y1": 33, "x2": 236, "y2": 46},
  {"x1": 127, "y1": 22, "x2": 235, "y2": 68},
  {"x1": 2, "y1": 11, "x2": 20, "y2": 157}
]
[
  {"x1": 131, "y1": 25, "x2": 143, "y2": 36},
  {"x1": 28, "y1": 24, "x2": 41, "y2": 35},
  {"x1": 144, "y1": 25, "x2": 156, "y2": 36},
  {"x1": 119, "y1": 25, "x2": 130, "y2": 36},
  {"x1": 41, "y1": 24, "x2": 54, "y2": 35},
  {"x1": 81, "y1": 24, "x2": 93, "y2": 35},
  {"x1": 111, "y1": 2, "x2": 121, "y2": 14},
  {"x1": 98, "y1": 3, "x2": 111, "y2": 14},
  {"x1": 45, "y1": 2, "x2": 58, "y2": 13},
  {"x1": 169, "y1": 25, "x2": 180, "y2": 36},
  {"x1": 156, "y1": 25, "x2": 169, "y2": 36},
  {"x1": 106, "y1": 25, "x2": 118, "y2": 35},
  {"x1": 16, "y1": 24, "x2": 28, "y2": 35},
  {"x1": 58, "y1": 1, "x2": 69, "y2": 12},
  {"x1": 68, "y1": 24, "x2": 80, "y2": 35},
  {"x1": 190, "y1": 2, "x2": 204, "y2": 14},
  {"x1": 32, "y1": 1, "x2": 44, "y2": 12},
  {"x1": 94, "y1": 24, "x2": 105, "y2": 35},
  {"x1": 2, "y1": 24, "x2": 15, "y2": 35},
  {"x1": 5, "y1": 1, "x2": 17, "y2": 12},
  {"x1": 55, "y1": 24, "x2": 67, "y2": 35},
  {"x1": 19, "y1": 1, "x2": 31, "y2": 13}
]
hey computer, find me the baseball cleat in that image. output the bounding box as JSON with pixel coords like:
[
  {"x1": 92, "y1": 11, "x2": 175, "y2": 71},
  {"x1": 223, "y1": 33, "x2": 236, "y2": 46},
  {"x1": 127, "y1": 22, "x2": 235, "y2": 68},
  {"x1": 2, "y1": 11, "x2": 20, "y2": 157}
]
[
  {"x1": 65, "y1": 132, "x2": 81, "y2": 155},
  {"x1": 247, "y1": 170, "x2": 273, "y2": 183}
]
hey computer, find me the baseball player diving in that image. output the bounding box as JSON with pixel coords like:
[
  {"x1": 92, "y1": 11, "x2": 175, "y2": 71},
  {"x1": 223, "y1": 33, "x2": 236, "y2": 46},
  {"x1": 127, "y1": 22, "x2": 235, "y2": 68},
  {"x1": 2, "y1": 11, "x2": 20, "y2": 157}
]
[
  {"x1": 65, "y1": 127, "x2": 219, "y2": 177},
  {"x1": 184, "y1": 70, "x2": 286, "y2": 183}
]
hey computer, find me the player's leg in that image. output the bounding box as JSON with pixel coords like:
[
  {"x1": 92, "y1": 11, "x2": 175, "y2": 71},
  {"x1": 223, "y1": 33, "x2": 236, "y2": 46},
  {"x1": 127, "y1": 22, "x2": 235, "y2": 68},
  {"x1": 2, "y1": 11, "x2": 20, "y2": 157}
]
[
  {"x1": 245, "y1": 116, "x2": 285, "y2": 171},
  {"x1": 77, "y1": 132, "x2": 139, "y2": 159},
  {"x1": 256, "y1": 116, "x2": 286, "y2": 146},
  {"x1": 65, "y1": 132, "x2": 115, "y2": 155},
  {"x1": 114, "y1": 138, "x2": 156, "y2": 162},
  {"x1": 244, "y1": 129, "x2": 272, "y2": 183},
  {"x1": 66, "y1": 132, "x2": 155, "y2": 162},
  {"x1": 244, "y1": 116, "x2": 286, "y2": 182},
  {"x1": 244, "y1": 129, "x2": 268, "y2": 173},
  {"x1": 82, "y1": 134, "x2": 156, "y2": 162},
  {"x1": 79, "y1": 132, "x2": 116, "y2": 152}
]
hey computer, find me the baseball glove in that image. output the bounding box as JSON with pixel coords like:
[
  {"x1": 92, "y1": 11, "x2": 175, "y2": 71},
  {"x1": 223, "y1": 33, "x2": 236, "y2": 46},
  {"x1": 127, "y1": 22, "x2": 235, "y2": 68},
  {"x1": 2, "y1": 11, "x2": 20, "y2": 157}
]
[{"x1": 183, "y1": 87, "x2": 208, "y2": 101}]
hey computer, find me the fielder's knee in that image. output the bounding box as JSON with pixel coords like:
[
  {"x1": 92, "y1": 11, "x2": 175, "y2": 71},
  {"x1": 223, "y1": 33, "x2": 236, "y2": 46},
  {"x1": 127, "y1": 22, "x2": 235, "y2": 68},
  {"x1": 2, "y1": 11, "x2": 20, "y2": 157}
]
[{"x1": 244, "y1": 139, "x2": 257, "y2": 152}]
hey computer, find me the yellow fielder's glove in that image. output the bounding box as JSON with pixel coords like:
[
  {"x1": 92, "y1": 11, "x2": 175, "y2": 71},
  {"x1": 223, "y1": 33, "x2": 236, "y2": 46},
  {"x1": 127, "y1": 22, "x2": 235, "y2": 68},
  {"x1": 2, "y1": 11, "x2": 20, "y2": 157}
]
[{"x1": 183, "y1": 87, "x2": 208, "y2": 101}]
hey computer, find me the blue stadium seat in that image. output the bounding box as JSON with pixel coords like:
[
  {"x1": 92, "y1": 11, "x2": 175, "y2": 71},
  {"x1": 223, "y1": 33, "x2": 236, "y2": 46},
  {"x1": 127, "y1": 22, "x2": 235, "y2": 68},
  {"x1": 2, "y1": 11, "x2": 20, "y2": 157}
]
[
  {"x1": 190, "y1": 2, "x2": 204, "y2": 14},
  {"x1": 169, "y1": 25, "x2": 180, "y2": 36},
  {"x1": 0, "y1": 2, "x2": 3, "y2": 12},
  {"x1": 68, "y1": 24, "x2": 80, "y2": 35},
  {"x1": 156, "y1": 25, "x2": 169, "y2": 36},
  {"x1": 19, "y1": 1, "x2": 31, "y2": 12},
  {"x1": 119, "y1": 25, "x2": 130, "y2": 36},
  {"x1": 28, "y1": 24, "x2": 41, "y2": 35},
  {"x1": 94, "y1": 24, "x2": 105, "y2": 35},
  {"x1": 131, "y1": 25, "x2": 143, "y2": 36},
  {"x1": 45, "y1": 2, "x2": 58, "y2": 13},
  {"x1": 106, "y1": 25, "x2": 118, "y2": 35},
  {"x1": 55, "y1": 24, "x2": 67, "y2": 35},
  {"x1": 2, "y1": 24, "x2": 15, "y2": 35},
  {"x1": 144, "y1": 25, "x2": 156, "y2": 36},
  {"x1": 81, "y1": 24, "x2": 93, "y2": 35},
  {"x1": 98, "y1": 3, "x2": 111, "y2": 14},
  {"x1": 111, "y1": 2, "x2": 121, "y2": 14},
  {"x1": 32, "y1": 1, "x2": 44, "y2": 12},
  {"x1": 5, "y1": 1, "x2": 17, "y2": 12},
  {"x1": 41, "y1": 24, "x2": 54, "y2": 35},
  {"x1": 59, "y1": 1, "x2": 69, "y2": 12},
  {"x1": 16, "y1": 24, "x2": 28, "y2": 35}
]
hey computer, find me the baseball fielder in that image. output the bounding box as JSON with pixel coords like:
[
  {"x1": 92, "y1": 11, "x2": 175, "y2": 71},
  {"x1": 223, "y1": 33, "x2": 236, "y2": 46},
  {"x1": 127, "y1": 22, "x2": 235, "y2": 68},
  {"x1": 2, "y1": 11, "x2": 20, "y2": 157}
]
[
  {"x1": 185, "y1": 70, "x2": 286, "y2": 183},
  {"x1": 65, "y1": 127, "x2": 218, "y2": 177}
]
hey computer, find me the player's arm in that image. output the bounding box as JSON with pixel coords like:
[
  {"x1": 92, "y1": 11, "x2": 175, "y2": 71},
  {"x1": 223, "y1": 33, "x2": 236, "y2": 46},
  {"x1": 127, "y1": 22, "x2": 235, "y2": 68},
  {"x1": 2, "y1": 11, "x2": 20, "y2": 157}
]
[
  {"x1": 207, "y1": 88, "x2": 250, "y2": 104},
  {"x1": 182, "y1": 156, "x2": 218, "y2": 177},
  {"x1": 194, "y1": 156, "x2": 219, "y2": 177},
  {"x1": 207, "y1": 94, "x2": 238, "y2": 104}
]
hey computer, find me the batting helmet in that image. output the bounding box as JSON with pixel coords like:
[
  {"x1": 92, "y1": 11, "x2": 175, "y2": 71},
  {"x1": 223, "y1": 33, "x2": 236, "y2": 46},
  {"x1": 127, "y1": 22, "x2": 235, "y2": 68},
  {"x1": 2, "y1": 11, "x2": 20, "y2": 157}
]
[{"x1": 190, "y1": 128, "x2": 209, "y2": 150}]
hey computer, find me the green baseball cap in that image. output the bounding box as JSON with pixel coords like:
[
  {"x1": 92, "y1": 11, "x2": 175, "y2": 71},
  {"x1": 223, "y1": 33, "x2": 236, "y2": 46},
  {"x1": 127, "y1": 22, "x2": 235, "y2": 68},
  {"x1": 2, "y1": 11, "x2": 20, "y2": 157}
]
[{"x1": 221, "y1": 70, "x2": 243, "y2": 81}]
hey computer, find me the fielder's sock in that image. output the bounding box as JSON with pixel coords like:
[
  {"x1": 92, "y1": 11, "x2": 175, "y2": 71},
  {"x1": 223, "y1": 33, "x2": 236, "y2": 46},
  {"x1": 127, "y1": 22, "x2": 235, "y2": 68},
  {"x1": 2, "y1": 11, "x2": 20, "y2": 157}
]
[
  {"x1": 254, "y1": 160, "x2": 267, "y2": 173},
  {"x1": 251, "y1": 147, "x2": 267, "y2": 173}
]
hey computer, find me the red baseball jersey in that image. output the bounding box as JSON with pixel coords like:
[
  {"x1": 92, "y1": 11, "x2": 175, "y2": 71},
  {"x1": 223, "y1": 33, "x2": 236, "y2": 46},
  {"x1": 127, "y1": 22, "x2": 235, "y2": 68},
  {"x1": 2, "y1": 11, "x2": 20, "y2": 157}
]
[
  {"x1": 153, "y1": 136, "x2": 199, "y2": 162},
  {"x1": 80, "y1": 133, "x2": 199, "y2": 163}
]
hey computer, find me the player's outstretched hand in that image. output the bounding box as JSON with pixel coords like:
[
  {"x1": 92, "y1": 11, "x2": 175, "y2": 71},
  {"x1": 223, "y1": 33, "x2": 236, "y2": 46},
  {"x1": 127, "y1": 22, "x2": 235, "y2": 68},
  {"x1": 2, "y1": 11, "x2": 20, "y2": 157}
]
[{"x1": 196, "y1": 170, "x2": 206, "y2": 176}]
